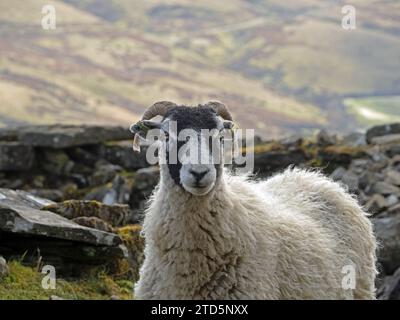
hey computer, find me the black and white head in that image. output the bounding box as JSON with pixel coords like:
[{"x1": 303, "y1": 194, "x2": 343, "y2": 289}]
[{"x1": 130, "y1": 101, "x2": 234, "y2": 196}]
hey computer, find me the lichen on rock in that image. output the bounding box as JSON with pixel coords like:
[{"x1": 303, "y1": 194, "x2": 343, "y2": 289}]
[{"x1": 43, "y1": 200, "x2": 131, "y2": 227}]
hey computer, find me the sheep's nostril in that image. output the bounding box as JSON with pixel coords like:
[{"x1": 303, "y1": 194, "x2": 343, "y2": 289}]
[{"x1": 189, "y1": 169, "x2": 209, "y2": 182}]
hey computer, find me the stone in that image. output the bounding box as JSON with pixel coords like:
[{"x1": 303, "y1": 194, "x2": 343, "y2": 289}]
[
  {"x1": 366, "y1": 148, "x2": 390, "y2": 171},
  {"x1": 0, "y1": 142, "x2": 35, "y2": 171},
  {"x1": 386, "y1": 194, "x2": 399, "y2": 207},
  {"x1": 61, "y1": 182, "x2": 79, "y2": 198},
  {"x1": 377, "y1": 202, "x2": 400, "y2": 218},
  {"x1": 316, "y1": 129, "x2": 337, "y2": 146},
  {"x1": 254, "y1": 150, "x2": 307, "y2": 175},
  {"x1": 369, "y1": 160, "x2": 390, "y2": 173},
  {"x1": 386, "y1": 144, "x2": 400, "y2": 158},
  {"x1": 66, "y1": 147, "x2": 99, "y2": 167},
  {"x1": 349, "y1": 158, "x2": 370, "y2": 174},
  {"x1": 0, "y1": 189, "x2": 126, "y2": 275},
  {"x1": 129, "y1": 167, "x2": 160, "y2": 222},
  {"x1": 31, "y1": 175, "x2": 46, "y2": 189},
  {"x1": 330, "y1": 167, "x2": 347, "y2": 181},
  {"x1": 0, "y1": 179, "x2": 24, "y2": 190},
  {"x1": 280, "y1": 135, "x2": 303, "y2": 150},
  {"x1": 72, "y1": 216, "x2": 115, "y2": 233},
  {"x1": 28, "y1": 189, "x2": 64, "y2": 202},
  {"x1": 374, "y1": 214, "x2": 400, "y2": 274},
  {"x1": 38, "y1": 149, "x2": 74, "y2": 175},
  {"x1": 359, "y1": 171, "x2": 382, "y2": 191},
  {"x1": 340, "y1": 171, "x2": 359, "y2": 194},
  {"x1": 377, "y1": 267, "x2": 400, "y2": 300},
  {"x1": 70, "y1": 173, "x2": 88, "y2": 188},
  {"x1": 0, "y1": 188, "x2": 54, "y2": 209},
  {"x1": 351, "y1": 158, "x2": 370, "y2": 168},
  {"x1": 390, "y1": 155, "x2": 400, "y2": 168},
  {"x1": 0, "y1": 128, "x2": 18, "y2": 142},
  {"x1": 388, "y1": 203, "x2": 400, "y2": 215},
  {"x1": 342, "y1": 132, "x2": 367, "y2": 148},
  {"x1": 366, "y1": 123, "x2": 400, "y2": 144},
  {"x1": 101, "y1": 142, "x2": 149, "y2": 170},
  {"x1": 0, "y1": 256, "x2": 9, "y2": 278},
  {"x1": 16, "y1": 125, "x2": 132, "y2": 148},
  {"x1": 371, "y1": 134, "x2": 400, "y2": 145},
  {"x1": 331, "y1": 167, "x2": 359, "y2": 193},
  {"x1": 0, "y1": 189, "x2": 121, "y2": 246},
  {"x1": 84, "y1": 186, "x2": 110, "y2": 202},
  {"x1": 132, "y1": 166, "x2": 159, "y2": 190},
  {"x1": 371, "y1": 181, "x2": 400, "y2": 196},
  {"x1": 349, "y1": 158, "x2": 371, "y2": 175},
  {"x1": 318, "y1": 146, "x2": 364, "y2": 167},
  {"x1": 43, "y1": 200, "x2": 130, "y2": 227},
  {"x1": 365, "y1": 194, "x2": 388, "y2": 215},
  {"x1": 357, "y1": 191, "x2": 369, "y2": 206},
  {"x1": 102, "y1": 175, "x2": 126, "y2": 205},
  {"x1": 385, "y1": 170, "x2": 400, "y2": 186},
  {"x1": 89, "y1": 162, "x2": 122, "y2": 187}
]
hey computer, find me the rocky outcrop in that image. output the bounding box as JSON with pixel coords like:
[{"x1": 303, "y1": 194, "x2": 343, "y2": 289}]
[
  {"x1": 101, "y1": 141, "x2": 149, "y2": 170},
  {"x1": 378, "y1": 267, "x2": 400, "y2": 300},
  {"x1": 366, "y1": 123, "x2": 400, "y2": 144},
  {"x1": 0, "y1": 189, "x2": 121, "y2": 246},
  {"x1": 43, "y1": 200, "x2": 131, "y2": 227},
  {"x1": 254, "y1": 149, "x2": 307, "y2": 175},
  {"x1": 0, "y1": 188, "x2": 126, "y2": 275},
  {"x1": 129, "y1": 166, "x2": 159, "y2": 222},
  {"x1": 1, "y1": 123, "x2": 400, "y2": 298},
  {"x1": 0, "y1": 142, "x2": 35, "y2": 171},
  {"x1": 374, "y1": 215, "x2": 400, "y2": 275},
  {"x1": 0, "y1": 125, "x2": 148, "y2": 212},
  {"x1": 2, "y1": 125, "x2": 132, "y2": 148},
  {"x1": 72, "y1": 217, "x2": 115, "y2": 233}
]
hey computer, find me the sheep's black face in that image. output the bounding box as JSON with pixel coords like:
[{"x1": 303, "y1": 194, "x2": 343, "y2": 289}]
[{"x1": 158, "y1": 106, "x2": 233, "y2": 196}]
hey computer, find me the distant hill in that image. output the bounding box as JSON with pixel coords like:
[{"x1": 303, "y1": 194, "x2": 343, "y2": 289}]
[{"x1": 0, "y1": 0, "x2": 399, "y2": 137}]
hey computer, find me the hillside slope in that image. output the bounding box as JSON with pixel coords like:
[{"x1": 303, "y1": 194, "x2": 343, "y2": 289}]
[{"x1": 0, "y1": 0, "x2": 399, "y2": 137}]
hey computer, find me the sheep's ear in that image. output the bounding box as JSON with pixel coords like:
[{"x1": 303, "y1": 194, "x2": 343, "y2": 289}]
[
  {"x1": 130, "y1": 120, "x2": 163, "y2": 152},
  {"x1": 223, "y1": 121, "x2": 235, "y2": 130},
  {"x1": 142, "y1": 120, "x2": 162, "y2": 129}
]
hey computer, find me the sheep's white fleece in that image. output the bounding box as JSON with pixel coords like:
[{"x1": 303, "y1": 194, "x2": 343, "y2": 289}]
[{"x1": 135, "y1": 168, "x2": 377, "y2": 299}]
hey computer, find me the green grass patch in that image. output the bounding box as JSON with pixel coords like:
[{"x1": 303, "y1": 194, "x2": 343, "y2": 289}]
[{"x1": 0, "y1": 261, "x2": 133, "y2": 300}]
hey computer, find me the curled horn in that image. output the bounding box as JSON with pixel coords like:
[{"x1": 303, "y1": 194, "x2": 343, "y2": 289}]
[
  {"x1": 131, "y1": 101, "x2": 177, "y2": 152},
  {"x1": 205, "y1": 101, "x2": 233, "y2": 121},
  {"x1": 142, "y1": 101, "x2": 177, "y2": 120}
]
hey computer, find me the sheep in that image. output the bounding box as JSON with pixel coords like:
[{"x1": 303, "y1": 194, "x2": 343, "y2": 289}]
[{"x1": 130, "y1": 101, "x2": 377, "y2": 300}]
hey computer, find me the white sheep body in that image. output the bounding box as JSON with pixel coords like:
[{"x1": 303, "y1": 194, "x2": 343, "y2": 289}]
[{"x1": 134, "y1": 168, "x2": 377, "y2": 299}]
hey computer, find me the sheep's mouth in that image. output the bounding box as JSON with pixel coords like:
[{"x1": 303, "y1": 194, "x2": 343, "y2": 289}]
[{"x1": 182, "y1": 182, "x2": 215, "y2": 196}]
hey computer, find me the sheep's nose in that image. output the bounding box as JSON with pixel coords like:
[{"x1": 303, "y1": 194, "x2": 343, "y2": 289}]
[{"x1": 189, "y1": 169, "x2": 209, "y2": 182}]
